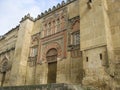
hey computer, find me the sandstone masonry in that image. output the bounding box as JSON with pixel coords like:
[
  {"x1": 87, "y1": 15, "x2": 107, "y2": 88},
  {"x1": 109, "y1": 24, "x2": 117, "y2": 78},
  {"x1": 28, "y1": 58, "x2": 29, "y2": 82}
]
[{"x1": 0, "y1": 0, "x2": 120, "y2": 90}]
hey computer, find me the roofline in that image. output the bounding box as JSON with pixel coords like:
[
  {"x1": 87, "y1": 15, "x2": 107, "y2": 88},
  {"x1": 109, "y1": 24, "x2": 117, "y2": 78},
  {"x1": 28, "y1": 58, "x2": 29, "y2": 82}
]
[
  {"x1": 0, "y1": 25, "x2": 19, "y2": 41},
  {"x1": 34, "y1": 0, "x2": 77, "y2": 21}
]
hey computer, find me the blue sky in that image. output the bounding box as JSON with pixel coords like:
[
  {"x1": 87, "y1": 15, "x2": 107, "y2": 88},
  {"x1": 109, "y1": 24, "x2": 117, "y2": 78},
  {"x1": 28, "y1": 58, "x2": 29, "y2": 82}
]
[{"x1": 0, "y1": 0, "x2": 64, "y2": 35}]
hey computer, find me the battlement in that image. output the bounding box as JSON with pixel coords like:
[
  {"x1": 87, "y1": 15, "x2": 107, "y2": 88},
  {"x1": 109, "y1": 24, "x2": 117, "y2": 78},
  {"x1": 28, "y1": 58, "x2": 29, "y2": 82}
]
[
  {"x1": 20, "y1": 13, "x2": 34, "y2": 22},
  {"x1": 34, "y1": 0, "x2": 77, "y2": 21}
]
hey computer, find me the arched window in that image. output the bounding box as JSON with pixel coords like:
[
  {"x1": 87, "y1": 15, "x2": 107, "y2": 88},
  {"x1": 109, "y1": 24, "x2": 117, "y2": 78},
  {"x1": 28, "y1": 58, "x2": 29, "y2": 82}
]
[
  {"x1": 56, "y1": 18, "x2": 61, "y2": 32},
  {"x1": 61, "y1": 16, "x2": 65, "y2": 30},
  {"x1": 48, "y1": 22, "x2": 51, "y2": 35},
  {"x1": 52, "y1": 20, "x2": 55, "y2": 34},
  {"x1": 71, "y1": 31, "x2": 80, "y2": 45}
]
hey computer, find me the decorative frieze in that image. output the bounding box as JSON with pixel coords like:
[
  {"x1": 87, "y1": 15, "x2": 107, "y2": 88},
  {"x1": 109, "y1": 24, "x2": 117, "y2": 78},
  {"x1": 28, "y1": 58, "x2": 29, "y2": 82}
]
[{"x1": 41, "y1": 8, "x2": 67, "y2": 38}]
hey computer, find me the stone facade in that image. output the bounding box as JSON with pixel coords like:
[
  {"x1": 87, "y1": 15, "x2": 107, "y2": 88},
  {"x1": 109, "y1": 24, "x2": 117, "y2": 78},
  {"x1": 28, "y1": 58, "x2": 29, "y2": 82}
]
[{"x1": 0, "y1": 0, "x2": 120, "y2": 90}]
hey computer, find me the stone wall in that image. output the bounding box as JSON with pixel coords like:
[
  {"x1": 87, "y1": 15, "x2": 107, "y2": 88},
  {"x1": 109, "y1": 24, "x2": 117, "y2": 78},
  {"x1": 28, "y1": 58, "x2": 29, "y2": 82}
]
[
  {"x1": 79, "y1": 0, "x2": 120, "y2": 89},
  {"x1": 79, "y1": 0, "x2": 107, "y2": 50},
  {"x1": 106, "y1": 0, "x2": 120, "y2": 89},
  {"x1": 26, "y1": 0, "x2": 83, "y2": 85},
  {"x1": 0, "y1": 0, "x2": 119, "y2": 90},
  {"x1": 79, "y1": 0, "x2": 112, "y2": 89},
  {"x1": 0, "y1": 27, "x2": 18, "y2": 86},
  {"x1": 82, "y1": 46, "x2": 110, "y2": 88}
]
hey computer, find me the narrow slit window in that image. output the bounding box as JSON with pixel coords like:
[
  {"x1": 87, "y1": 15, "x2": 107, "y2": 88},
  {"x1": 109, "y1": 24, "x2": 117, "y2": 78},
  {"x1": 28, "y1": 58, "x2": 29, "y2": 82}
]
[
  {"x1": 86, "y1": 57, "x2": 88, "y2": 62},
  {"x1": 89, "y1": 0, "x2": 92, "y2": 3},
  {"x1": 100, "y1": 53, "x2": 102, "y2": 60}
]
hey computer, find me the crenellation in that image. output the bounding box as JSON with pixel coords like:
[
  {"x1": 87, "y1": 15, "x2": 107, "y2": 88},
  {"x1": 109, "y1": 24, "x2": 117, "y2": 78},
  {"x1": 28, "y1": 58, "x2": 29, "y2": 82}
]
[
  {"x1": 48, "y1": 8, "x2": 52, "y2": 12},
  {"x1": 57, "y1": 3, "x2": 61, "y2": 8},
  {"x1": 61, "y1": 1, "x2": 66, "y2": 6},
  {"x1": 20, "y1": 13, "x2": 34, "y2": 23},
  {"x1": 34, "y1": 0, "x2": 77, "y2": 21},
  {"x1": 41, "y1": 12, "x2": 44, "y2": 16},
  {"x1": 35, "y1": 15, "x2": 41, "y2": 20},
  {"x1": 52, "y1": 6, "x2": 56, "y2": 10},
  {"x1": 44, "y1": 10, "x2": 48, "y2": 14}
]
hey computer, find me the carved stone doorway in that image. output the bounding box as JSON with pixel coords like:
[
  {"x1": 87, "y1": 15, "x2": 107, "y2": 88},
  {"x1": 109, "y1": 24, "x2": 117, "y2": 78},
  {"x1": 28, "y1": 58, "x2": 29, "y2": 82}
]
[{"x1": 46, "y1": 48, "x2": 57, "y2": 83}]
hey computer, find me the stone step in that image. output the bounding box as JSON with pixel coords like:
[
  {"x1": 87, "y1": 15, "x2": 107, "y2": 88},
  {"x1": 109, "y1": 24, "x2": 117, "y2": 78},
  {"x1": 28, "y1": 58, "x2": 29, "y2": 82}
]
[
  {"x1": 0, "y1": 83, "x2": 97, "y2": 90},
  {"x1": 67, "y1": 84, "x2": 97, "y2": 90}
]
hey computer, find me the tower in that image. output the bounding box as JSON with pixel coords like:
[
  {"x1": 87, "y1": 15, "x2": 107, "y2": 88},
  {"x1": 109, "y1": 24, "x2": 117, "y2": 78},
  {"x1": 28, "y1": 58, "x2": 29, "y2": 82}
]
[{"x1": 10, "y1": 14, "x2": 34, "y2": 85}]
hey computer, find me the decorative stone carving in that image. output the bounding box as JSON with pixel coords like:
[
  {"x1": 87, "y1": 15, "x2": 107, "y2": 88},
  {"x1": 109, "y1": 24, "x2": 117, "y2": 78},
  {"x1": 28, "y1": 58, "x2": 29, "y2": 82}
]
[
  {"x1": 46, "y1": 49, "x2": 58, "y2": 57},
  {"x1": 31, "y1": 33, "x2": 40, "y2": 46},
  {"x1": 0, "y1": 56, "x2": 11, "y2": 73},
  {"x1": 69, "y1": 16, "x2": 80, "y2": 27},
  {"x1": 42, "y1": 42, "x2": 62, "y2": 62},
  {"x1": 41, "y1": 7, "x2": 67, "y2": 38},
  {"x1": 46, "y1": 48, "x2": 58, "y2": 63}
]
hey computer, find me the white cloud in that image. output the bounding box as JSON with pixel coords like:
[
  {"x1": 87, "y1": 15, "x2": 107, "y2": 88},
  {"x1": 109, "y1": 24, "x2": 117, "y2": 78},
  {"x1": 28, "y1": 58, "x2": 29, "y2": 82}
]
[{"x1": 0, "y1": 0, "x2": 64, "y2": 35}]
